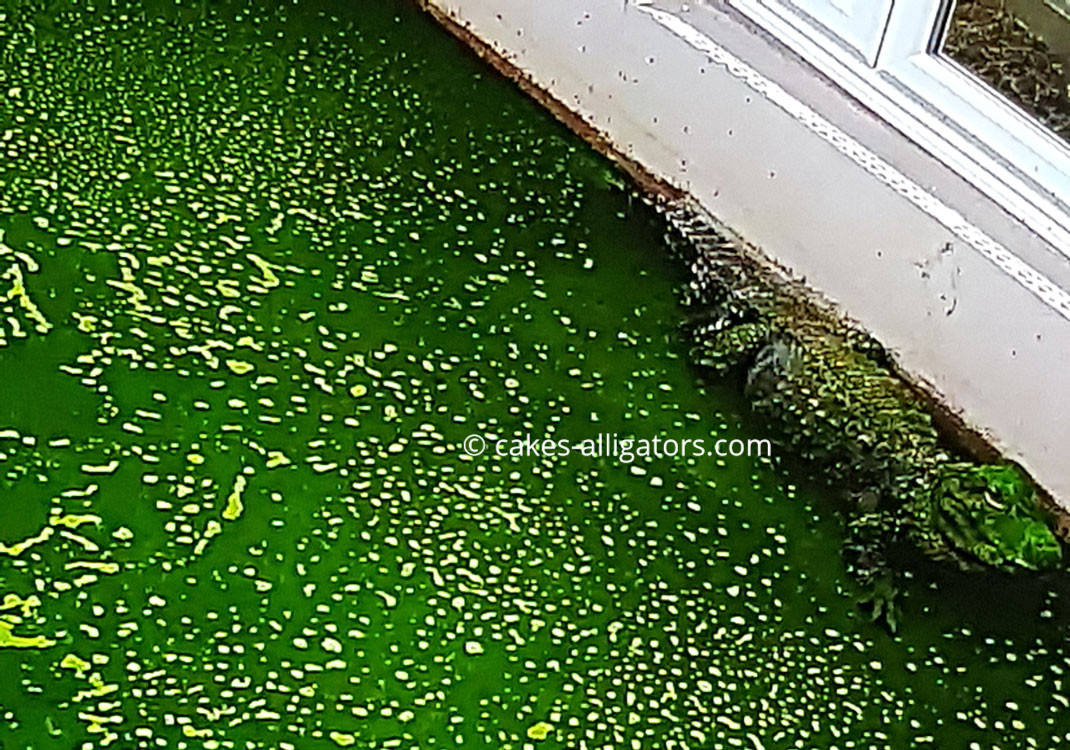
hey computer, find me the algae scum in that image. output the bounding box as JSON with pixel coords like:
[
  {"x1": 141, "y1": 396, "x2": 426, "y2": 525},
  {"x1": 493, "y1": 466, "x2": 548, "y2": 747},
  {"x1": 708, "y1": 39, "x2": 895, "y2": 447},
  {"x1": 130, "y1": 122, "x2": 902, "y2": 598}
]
[{"x1": 2, "y1": 1, "x2": 1070, "y2": 748}]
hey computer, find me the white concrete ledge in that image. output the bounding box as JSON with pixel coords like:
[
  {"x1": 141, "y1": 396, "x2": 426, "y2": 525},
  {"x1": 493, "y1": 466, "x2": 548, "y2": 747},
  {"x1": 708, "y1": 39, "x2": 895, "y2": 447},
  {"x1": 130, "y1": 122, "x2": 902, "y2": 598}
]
[{"x1": 424, "y1": 0, "x2": 1070, "y2": 508}]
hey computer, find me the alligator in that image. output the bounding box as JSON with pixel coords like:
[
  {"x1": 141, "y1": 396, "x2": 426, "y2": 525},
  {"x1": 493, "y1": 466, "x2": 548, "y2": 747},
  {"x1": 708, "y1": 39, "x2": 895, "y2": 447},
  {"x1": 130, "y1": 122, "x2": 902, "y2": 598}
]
[{"x1": 663, "y1": 204, "x2": 1063, "y2": 631}]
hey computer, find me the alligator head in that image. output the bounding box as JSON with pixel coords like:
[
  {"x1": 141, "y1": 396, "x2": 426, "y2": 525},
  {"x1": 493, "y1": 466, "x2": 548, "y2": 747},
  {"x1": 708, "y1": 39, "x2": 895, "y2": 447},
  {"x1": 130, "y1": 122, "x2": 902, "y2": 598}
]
[{"x1": 926, "y1": 463, "x2": 1062, "y2": 571}]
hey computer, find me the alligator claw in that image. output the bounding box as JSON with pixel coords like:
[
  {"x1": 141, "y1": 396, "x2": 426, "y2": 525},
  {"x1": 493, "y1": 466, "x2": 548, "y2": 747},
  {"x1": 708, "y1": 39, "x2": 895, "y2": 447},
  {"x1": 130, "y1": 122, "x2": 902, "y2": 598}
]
[{"x1": 856, "y1": 574, "x2": 900, "y2": 634}]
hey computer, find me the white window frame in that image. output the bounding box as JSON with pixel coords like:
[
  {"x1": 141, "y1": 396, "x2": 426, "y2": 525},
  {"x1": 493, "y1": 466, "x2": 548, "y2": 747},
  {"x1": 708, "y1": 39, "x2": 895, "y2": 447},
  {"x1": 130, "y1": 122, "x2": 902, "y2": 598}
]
[{"x1": 727, "y1": 0, "x2": 1070, "y2": 253}]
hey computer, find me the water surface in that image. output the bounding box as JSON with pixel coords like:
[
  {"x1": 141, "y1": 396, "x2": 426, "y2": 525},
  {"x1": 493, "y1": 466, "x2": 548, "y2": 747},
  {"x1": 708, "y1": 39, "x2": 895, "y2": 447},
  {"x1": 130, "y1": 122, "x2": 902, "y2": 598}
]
[{"x1": 1, "y1": 1, "x2": 1069, "y2": 748}]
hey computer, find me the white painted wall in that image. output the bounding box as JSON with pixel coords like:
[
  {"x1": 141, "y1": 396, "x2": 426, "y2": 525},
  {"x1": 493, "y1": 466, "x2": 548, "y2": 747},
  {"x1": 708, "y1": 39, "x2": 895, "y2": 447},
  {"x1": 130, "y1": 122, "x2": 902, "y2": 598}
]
[{"x1": 426, "y1": 0, "x2": 1070, "y2": 508}]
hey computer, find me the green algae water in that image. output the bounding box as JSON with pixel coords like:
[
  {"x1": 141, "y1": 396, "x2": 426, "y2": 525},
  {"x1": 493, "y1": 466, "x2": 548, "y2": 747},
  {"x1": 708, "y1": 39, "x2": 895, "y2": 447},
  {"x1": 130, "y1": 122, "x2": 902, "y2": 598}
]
[{"x1": 2, "y1": 1, "x2": 1070, "y2": 748}]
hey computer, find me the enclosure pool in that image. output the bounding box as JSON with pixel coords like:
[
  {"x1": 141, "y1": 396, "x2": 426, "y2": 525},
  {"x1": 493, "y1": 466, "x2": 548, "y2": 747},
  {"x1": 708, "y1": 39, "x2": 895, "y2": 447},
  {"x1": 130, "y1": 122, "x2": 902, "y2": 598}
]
[{"x1": 1, "y1": 1, "x2": 1070, "y2": 748}]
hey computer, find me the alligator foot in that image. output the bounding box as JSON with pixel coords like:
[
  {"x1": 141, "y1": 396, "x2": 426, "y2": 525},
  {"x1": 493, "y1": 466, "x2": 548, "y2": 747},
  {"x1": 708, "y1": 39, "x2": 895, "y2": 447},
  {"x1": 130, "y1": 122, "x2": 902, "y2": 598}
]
[{"x1": 856, "y1": 572, "x2": 900, "y2": 634}]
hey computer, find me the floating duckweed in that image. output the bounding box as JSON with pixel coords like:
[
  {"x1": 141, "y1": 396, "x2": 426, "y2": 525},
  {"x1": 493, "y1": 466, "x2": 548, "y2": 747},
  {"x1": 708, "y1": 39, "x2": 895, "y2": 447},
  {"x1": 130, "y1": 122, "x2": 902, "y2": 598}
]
[
  {"x1": 64, "y1": 561, "x2": 120, "y2": 575},
  {"x1": 329, "y1": 731, "x2": 357, "y2": 747},
  {"x1": 80, "y1": 461, "x2": 119, "y2": 475},
  {"x1": 60, "y1": 654, "x2": 91, "y2": 675},
  {"x1": 0, "y1": 594, "x2": 40, "y2": 617},
  {"x1": 3, "y1": 264, "x2": 52, "y2": 334},
  {"x1": 0, "y1": 528, "x2": 54, "y2": 557},
  {"x1": 225, "y1": 359, "x2": 255, "y2": 375},
  {"x1": 222, "y1": 476, "x2": 247, "y2": 521},
  {"x1": 0, "y1": 622, "x2": 54, "y2": 650},
  {"x1": 527, "y1": 721, "x2": 553, "y2": 741},
  {"x1": 72, "y1": 675, "x2": 119, "y2": 702},
  {"x1": 265, "y1": 451, "x2": 292, "y2": 469},
  {"x1": 49, "y1": 514, "x2": 101, "y2": 530}
]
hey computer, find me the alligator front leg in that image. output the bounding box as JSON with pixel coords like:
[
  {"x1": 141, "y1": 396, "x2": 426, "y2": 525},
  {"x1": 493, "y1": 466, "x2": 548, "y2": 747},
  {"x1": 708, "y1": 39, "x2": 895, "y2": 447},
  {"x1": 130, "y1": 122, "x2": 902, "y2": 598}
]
[
  {"x1": 855, "y1": 571, "x2": 901, "y2": 633},
  {"x1": 844, "y1": 506, "x2": 902, "y2": 633}
]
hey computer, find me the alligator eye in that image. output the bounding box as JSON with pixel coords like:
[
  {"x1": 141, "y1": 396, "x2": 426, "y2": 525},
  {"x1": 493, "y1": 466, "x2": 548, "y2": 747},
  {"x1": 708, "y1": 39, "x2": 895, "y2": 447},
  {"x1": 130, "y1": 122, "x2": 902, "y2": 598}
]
[{"x1": 983, "y1": 491, "x2": 1005, "y2": 511}]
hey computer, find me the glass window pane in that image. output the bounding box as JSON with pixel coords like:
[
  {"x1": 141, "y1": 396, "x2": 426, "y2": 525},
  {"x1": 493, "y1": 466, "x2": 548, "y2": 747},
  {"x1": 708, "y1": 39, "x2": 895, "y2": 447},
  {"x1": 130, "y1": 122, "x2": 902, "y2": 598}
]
[{"x1": 944, "y1": 0, "x2": 1070, "y2": 142}]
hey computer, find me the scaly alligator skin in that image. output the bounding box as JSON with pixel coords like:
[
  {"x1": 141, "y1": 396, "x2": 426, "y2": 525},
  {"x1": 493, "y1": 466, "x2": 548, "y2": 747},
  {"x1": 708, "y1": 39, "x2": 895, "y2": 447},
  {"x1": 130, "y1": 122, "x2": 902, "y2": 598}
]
[{"x1": 663, "y1": 203, "x2": 1062, "y2": 631}]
